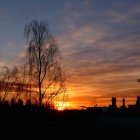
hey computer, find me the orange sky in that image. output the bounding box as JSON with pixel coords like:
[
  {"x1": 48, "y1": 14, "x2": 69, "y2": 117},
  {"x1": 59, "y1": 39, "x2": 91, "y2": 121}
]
[{"x1": 63, "y1": 85, "x2": 138, "y2": 109}]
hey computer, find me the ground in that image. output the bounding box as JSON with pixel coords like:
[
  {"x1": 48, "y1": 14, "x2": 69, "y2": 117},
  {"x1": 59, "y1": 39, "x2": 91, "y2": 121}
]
[{"x1": 0, "y1": 105, "x2": 140, "y2": 139}]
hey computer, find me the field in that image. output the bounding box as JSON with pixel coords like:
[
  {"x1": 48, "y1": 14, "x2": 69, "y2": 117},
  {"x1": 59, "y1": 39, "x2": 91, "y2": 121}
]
[{"x1": 0, "y1": 104, "x2": 140, "y2": 139}]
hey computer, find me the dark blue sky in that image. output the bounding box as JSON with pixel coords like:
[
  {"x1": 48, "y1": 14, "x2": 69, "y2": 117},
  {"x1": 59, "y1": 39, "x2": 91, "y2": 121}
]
[{"x1": 0, "y1": 0, "x2": 140, "y2": 107}]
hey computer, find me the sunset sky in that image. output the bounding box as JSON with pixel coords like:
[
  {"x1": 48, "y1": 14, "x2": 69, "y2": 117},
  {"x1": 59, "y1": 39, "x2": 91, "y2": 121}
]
[{"x1": 0, "y1": 0, "x2": 140, "y2": 109}]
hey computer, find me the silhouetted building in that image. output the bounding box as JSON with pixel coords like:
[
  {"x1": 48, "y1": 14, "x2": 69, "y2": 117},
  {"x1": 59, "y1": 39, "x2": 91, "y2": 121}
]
[
  {"x1": 112, "y1": 97, "x2": 117, "y2": 108},
  {"x1": 122, "y1": 98, "x2": 125, "y2": 108},
  {"x1": 128, "y1": 105, "x2": 135, "y2": 109},
  {"x1": 128, "y1": 96, "x2": 140, "y2": 109},
  {"x1": 136, "y1": 96, "x2": 140, "y2": 107}
]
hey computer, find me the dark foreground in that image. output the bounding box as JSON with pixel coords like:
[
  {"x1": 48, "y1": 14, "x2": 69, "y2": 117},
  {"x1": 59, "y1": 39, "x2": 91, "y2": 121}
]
[{"x1": 1, "y1": 105, "x2": 140, "y2": 140}]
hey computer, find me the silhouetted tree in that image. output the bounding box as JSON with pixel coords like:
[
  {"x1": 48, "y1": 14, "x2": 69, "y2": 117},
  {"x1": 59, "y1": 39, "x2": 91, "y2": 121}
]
[
  {"x1": 0, "y1": 66, "x2": 30, "y2": 102},
  {"x1": 24, "y1": 20, "x2": 66, "y2": 106},
  {"x1": 0, "y1": 66, "x2": 19, "y2": 101},
  {"x1": 10, "y1": 97, "x2": 16, "y2": 106}
]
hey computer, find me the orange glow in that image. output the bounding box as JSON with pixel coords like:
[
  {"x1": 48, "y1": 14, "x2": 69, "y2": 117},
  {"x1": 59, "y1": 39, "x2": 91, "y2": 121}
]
[
  {"x1": 57, "y1": 106, "x2": 63, "y2": 111},
  {"x1": 53, "y1": 100, "x2": 72, "y2": 110},
  {"x1": 63, "y1": 84, "x2": 139, "y2": 109},
  {"x1": 0, "y1": 82, "x2": 138, "y2": 109}
]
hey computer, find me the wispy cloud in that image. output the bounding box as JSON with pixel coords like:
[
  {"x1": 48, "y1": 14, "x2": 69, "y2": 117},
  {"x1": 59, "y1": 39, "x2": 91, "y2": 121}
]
[
  {"x1": 55, "y1": 0, "x2": 140, "y2": 105},
  {"x1": 0, "y1": 0, "x2": 139, "y2": 107}
]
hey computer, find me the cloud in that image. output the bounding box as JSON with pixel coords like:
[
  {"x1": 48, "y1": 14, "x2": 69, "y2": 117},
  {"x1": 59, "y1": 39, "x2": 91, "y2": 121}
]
[
  {"x1": 0, "y1": 0, "x2": 139, "y2": 107},
  {"x1": 55, "y1": 1, "x2": 140, "y2": 104},
  {"x1": 0, "y1": 60, "x2": 8, "y2": 67},
  {"x1": 8, "y1": 41, "x2": 16, "y2": 48},
  {"x1": 105, "y1": 2, "x2": 140, "y2": 24}
]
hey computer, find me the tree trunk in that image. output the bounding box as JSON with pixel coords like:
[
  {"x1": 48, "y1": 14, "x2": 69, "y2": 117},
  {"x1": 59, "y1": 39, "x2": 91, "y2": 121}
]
[
  {"x1": 38, "y1": 47, "x2": 42, "y2": 107},
  {"x1": 39, "y1": 82, "x2": 42, "y2": 107}
]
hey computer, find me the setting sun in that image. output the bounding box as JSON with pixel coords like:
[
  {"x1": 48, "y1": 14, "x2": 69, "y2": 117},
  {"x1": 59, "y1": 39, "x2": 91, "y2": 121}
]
[
  {"x1": 57, "y1": 106, "x2": 63, "y2": 111},
  {"x1": 53, "y1": 100, "x2": 72, "y2": 110}
]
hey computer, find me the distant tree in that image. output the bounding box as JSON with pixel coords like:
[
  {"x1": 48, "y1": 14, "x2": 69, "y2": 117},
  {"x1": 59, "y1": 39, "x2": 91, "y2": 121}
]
[
  {"x1": 24, "y1": 20, "x2": 66, "y2": 106},
  {"x1": 0, "y1": 66, "x2": 19, "y2": 101},
  {"x1": 0, "y1": 66, "x2": 29, "y2": 102}
]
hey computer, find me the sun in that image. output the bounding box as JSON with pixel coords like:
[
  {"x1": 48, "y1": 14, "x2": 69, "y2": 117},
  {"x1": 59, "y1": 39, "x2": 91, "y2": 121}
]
[
  {"x1": 54, "y1": 101, "x2": 72, "y2": 110},
  {"x1": 57, "y1": 106, "x2": 63, "y2": 111}
]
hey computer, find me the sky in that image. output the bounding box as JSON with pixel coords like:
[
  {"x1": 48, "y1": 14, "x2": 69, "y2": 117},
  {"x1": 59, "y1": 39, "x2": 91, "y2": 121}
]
[{"x1": 0, "y1": 0, "x2": 140, "y2": 108}]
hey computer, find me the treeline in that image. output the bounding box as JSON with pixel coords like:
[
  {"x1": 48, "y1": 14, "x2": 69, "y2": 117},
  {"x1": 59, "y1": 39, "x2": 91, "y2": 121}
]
[
  {"x1": 0, "y1": 65, "x2": 37, "y2": 103},
  {"x1": 0, "y1": 65, "x2": 66, "y2": 108}
]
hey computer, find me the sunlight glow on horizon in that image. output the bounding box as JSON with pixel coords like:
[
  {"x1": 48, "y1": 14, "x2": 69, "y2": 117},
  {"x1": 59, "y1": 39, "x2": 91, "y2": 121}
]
[{"x1": 57, "y1": 106, "x2": 63, "y2": 111}]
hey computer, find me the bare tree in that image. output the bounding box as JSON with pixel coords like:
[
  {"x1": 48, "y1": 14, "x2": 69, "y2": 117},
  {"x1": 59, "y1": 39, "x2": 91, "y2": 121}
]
[
  {"x1": 0, "y1": 66, "x2": 19, "y2": 101},
  {"x1": 24, "y1": 20, "x2": 65, "y2": 106}
]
